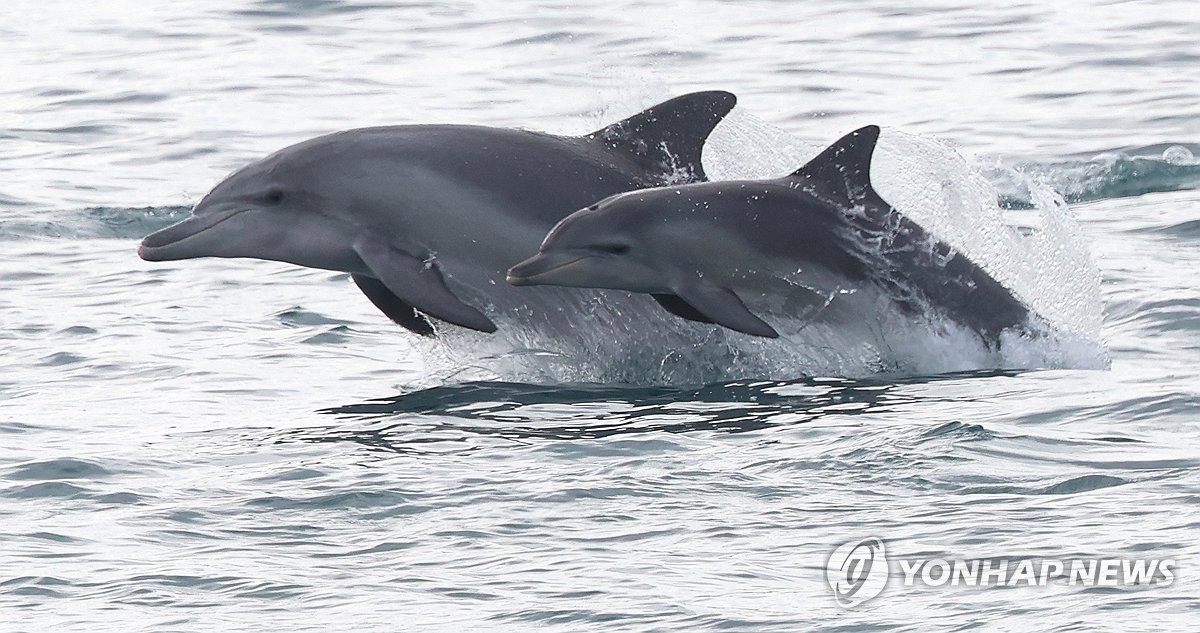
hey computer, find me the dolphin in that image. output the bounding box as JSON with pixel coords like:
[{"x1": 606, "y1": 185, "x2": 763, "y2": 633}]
[
  {"x1": 139, "y1": 91, "x2": 737, "y2": 336},
  {"x1": 507, "y1": 125, "x2": 1031, "y2": 343}
]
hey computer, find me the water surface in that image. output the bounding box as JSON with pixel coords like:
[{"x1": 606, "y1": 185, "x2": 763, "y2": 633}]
[{"x1": 1, "y1": 1, "x2": 1198, "y2": 630}]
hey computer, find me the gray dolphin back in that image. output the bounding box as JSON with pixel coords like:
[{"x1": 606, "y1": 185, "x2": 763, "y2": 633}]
[
  {"x1": 781, "y1": 125, "x2": 1030, "y2": 340},
  {"x1": 359, "y1": 91, "x2": 737, "y2": 336}
]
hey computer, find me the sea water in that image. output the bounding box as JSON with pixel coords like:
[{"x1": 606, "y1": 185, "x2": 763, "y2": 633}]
[{"x1": 1, "y1": 1, "x2": 1198, "y2": 630}]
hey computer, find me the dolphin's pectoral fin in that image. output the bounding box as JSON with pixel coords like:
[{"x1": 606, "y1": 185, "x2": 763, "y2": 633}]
[
  {"x1": 651, "y1": 293, "x2": 715, "y2": 324},
  {"x1": 352, "y1": 240, "x2": 498, "y2": 334},
  {"x1": 585, "y1": 91, "x2": 737, "y2": 184},
  {"x1": 352, "y1": 274, "x2": 436, "y2": 337},
  {"x1": 671, "y1": 284, "x2": 780, "y2": 338}
]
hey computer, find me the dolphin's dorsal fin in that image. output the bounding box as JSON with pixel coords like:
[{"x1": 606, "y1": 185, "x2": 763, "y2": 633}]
[
  {"x1": 785, "y1": 125, "x2": 882, "y2": 202},
  {"x1": 586, "y1": 91, "x2": 737, "y2": 184}
]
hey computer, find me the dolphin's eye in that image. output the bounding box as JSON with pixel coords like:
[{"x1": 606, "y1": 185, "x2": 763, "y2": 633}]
[
  {"x1": 264, "y1": 188, "x2": 285, "y2": 205},
  {"x1": 598, "y1": 243, "x2": 630, "y2": 255}
]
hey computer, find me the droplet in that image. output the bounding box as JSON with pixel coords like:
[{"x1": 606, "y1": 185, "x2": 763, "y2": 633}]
[{"x1": 1163, "y1": 145, "x2": 1194, "y2": 165}]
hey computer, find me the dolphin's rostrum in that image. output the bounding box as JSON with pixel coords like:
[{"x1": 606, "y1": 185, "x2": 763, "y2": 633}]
[{"x1": 140, "y1": 91, "x2": 738, "y2": 336}]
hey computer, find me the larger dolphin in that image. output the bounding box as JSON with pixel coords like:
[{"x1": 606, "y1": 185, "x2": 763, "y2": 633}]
[
  {"x1": 508, "y1": 125, "x2": 1031, "y2": 344},
  {"x1": 139, "y1": 91, "x2": 736, "y2": 336}
]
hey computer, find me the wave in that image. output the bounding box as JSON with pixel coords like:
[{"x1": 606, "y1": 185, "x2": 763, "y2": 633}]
[
  {"x1": 311, "y1": 371, "x2": 1014, "y2": 442},
  {"x1": 1154, "y1": 218, "x2": 1200, "y2": 238},
  {"x1": 988, "y1": 143, "x2": 1200, "y2": 208},
  {"x1": 0, "y1": 205, "x2": 189, "y2": 240}
]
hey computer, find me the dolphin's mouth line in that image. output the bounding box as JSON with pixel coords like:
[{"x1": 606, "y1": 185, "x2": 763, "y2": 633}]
[
  {"x1": 138, "y1": 207, "x2": 249, "y2": 260},
  {"x1": 506, "y1": 255, "x2": 586, "y2": 285}
]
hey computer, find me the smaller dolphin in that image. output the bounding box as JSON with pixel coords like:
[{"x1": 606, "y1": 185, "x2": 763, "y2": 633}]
[{"x1": 508, "y1": 126, "x2": 1030, "y2": 342}]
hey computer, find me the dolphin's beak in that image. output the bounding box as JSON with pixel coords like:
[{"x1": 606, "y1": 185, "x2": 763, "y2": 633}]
[
  {"x1": 138, "y1": 206, "x2": 247, "y2": 261},
  {"x1": 506, "y1": 252, "x2": 587, "y2": 286}
]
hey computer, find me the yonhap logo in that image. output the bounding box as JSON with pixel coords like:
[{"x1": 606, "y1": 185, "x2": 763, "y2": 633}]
[
  {"x1": 826, "y1": 537, "x2": 889, "y2": 608},
  {"x1": 824, "y1": 537, "x2": 1176, "y2": 608}
]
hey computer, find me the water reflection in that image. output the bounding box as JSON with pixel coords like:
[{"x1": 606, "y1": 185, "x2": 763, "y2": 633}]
[{"x1": 288, "y1": 371, "x2": 1019, "y2": 451}]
